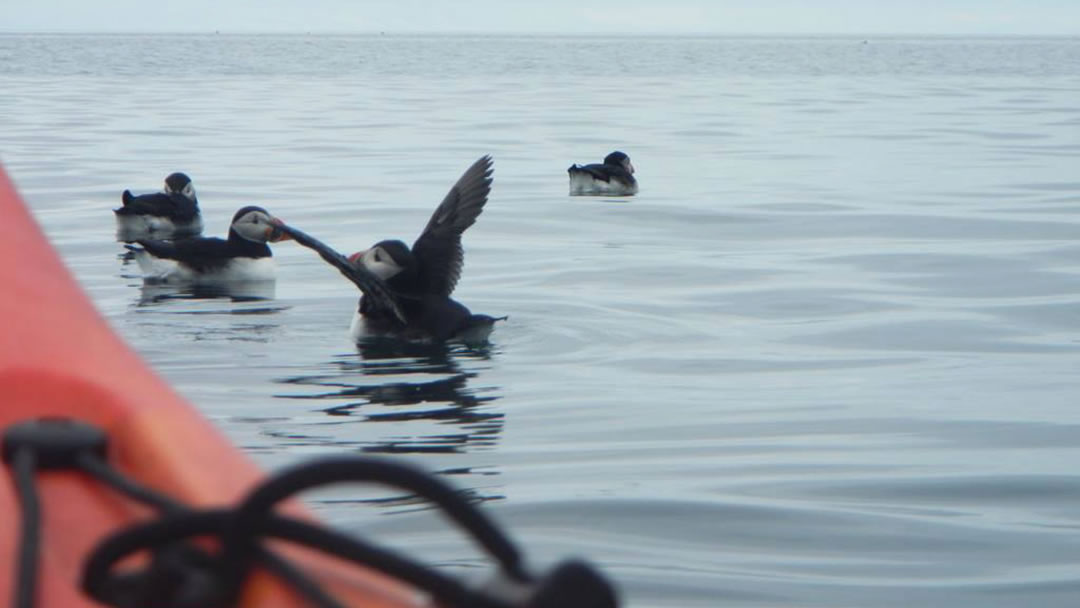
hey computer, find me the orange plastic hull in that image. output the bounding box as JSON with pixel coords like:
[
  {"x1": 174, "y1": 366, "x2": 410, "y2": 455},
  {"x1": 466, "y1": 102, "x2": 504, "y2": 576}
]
[{"x1": 0, "y1": 165, "x2": 420, "y2": 606}]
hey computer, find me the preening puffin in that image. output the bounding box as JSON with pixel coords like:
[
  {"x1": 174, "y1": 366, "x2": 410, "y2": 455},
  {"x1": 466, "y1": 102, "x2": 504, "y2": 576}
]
[
  {"x1": 568, "y1": 151, "x2": 638, "y2": 196},
  {"x1": 115, "y1": 171, "x2": 204, "y2": 238}
]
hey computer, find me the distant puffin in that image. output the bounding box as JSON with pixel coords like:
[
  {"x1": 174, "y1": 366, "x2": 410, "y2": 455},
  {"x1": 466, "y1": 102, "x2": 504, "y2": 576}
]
[
  {"x1": 275, "y1": 156, "x2": 505, "y2": 343},
  {"x1": 126, "y1": 206, "x2": 290, "y2": 283},
  {"x1": 115, "y1": 172, "x2": 204, "y2": 238},
  {"x1": 568, "y1": 151, "x2": 638, "y2": 196}
]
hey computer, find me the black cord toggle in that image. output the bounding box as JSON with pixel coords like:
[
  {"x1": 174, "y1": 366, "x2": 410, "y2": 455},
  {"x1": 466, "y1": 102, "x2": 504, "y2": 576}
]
[
  {"x1": 524, "y1": 560, "x2": 619, "y2": 608},
  {"x1": 480, "y1": 558, "x2": 619, "y2": 608},
  {"x1": 91, "y1": 542, "x2": 231, "y2": 608},
  {"x1": 2, "y1": 417, "x2": 107, "y2": 469}
]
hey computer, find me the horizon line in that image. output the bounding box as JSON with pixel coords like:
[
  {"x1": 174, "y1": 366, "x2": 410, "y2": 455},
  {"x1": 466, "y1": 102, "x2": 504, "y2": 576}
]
[{"x1": 2, "y1": 30, "x2": 1078, "y2": 38}]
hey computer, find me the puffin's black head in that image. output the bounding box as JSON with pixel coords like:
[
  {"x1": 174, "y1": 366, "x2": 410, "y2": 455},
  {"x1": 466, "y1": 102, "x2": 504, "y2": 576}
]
[
  {"x1": 163, "y1": 172, "x2": 196, "y2": 201},
  {"x1": 348, "y1": 239, "x2": 415, "y2": 284},
  {"x1": 603, "y1": 151, "x2": 634, "y2": 174},
  {"x1": 228, "y1": 206, "x2": 291, "y2": 243}
]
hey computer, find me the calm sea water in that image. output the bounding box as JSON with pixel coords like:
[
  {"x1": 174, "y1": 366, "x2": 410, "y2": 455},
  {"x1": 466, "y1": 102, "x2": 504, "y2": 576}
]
[{"x1": 3, "y1": 34, "x2": 1080, "y2": 607}]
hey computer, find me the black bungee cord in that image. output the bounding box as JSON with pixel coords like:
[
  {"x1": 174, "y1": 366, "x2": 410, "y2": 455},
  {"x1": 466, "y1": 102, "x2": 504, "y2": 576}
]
[
  {"x1": 8, "y1": 447, "x2": 39, "y2": 608},
  {"x1": 2, "y1": 417, "x2": 617, "y2": 608}
]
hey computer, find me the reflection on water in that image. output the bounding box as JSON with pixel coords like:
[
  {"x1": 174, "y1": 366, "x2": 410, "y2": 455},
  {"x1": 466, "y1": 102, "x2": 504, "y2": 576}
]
[
  {"x1": 276, "y1": 338, "x2": 504, "y2": 456},
  {"x1": 313, "y1": 471, "x2": 503, "y2": 511},
  {"x1": 119, "y1": 248, "x2": 284, "y2": 308},
  {"x1": 135, "y1": 280, "x2": 278, "y2": 307},
  {"x1": 273, "y1": 338, "x2": 506, "y2": 507},
  {"x1": 115, "y1": 219, "x2": 203, "y2": 244}
]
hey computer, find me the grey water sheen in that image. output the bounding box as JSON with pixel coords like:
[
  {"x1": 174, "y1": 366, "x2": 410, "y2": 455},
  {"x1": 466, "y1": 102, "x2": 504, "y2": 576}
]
[{"x1": 3, "y1": 34, "x2": 1080, "y2": 607}]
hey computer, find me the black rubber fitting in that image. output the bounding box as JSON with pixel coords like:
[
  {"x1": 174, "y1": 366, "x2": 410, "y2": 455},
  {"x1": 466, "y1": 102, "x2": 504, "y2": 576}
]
[
  {"x1": 2, "y1": 418, "x2": 108, "y2": 469},
  {"x1": 527, "y1": 560, "x2": 619, "y2": 608}
]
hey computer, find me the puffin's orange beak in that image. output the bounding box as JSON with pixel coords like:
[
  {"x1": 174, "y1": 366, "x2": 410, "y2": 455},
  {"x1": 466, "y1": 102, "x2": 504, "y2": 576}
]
[
  {"x1": 267, "y1": 218, "x2": 293, "y2": 242},
  {"x1": 347, "y1": 250, "x2": 366, "y2": 265}
]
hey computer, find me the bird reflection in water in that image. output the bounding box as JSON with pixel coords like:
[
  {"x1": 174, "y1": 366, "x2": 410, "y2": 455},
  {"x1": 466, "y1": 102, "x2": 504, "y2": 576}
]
[
  {"x1": 275, "y1": 337, "x2": 505, "y2": 506},
  {"x1": 135, "y1": 280, "x2": 278, "y2": 307},
  {"x1": 276, "y1": 338, "x2": 503, "y2": 455},
  {"x1": 121, "y1": 248, "x2": 284, "y2": 308},
  {"x1": 129, "y1": 282, "x2": 286, "y2": 346}
]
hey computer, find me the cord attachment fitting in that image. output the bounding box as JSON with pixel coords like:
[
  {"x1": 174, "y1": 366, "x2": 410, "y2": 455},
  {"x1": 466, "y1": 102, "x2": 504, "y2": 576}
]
[
  {"x1": 2, "y1": 417, "x2": 107, "y2": 469},
  {"x1": 482, "y1": 559, "x2": 618, "y2": 608},
  {"x1": 526, "y1": 560, "x2": 618, "y2": 608}
]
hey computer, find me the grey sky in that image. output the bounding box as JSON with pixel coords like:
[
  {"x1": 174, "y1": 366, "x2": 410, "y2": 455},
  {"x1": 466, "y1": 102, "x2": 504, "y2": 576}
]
[{"x1": 2, "y1": 0, "x2": 1079, "y2": 35}]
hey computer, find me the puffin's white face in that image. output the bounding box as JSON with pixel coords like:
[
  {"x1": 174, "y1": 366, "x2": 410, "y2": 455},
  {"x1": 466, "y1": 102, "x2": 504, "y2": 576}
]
[
  {"x1": 351, "y1": 246, "x2": 404, "y2": 280},
  {"x1": 164, "y1": 181, "x2": 196, "y2": 201},
  {"x1": 624, "y1": 158, "x2": 635, "y2": 175},
  {"x1": 232, "y1": 209, "x2": 285, "y2": 243}
]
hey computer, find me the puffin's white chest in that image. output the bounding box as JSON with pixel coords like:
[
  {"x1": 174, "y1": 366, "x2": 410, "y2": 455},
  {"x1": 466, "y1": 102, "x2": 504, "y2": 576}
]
[
  {"x1": 568, "y1": 172, "x2": 638, "y2": 196},
  {"x1": 116, "y1": 214, "x2": 204, "y2": 241},
  {"x1": 132, "y1": 250, "x2": 275, "y2": 284}
]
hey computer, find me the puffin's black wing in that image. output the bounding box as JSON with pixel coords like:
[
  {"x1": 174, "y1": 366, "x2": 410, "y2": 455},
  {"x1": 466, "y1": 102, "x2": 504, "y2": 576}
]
[
  {"x1": 275, "y1": 223, "x2": 407, "y2": 324},
  {"x1": 168, "y1": 193, "x2": 200, "y2": 221},
  {"x1": 134, "y1": 237, "x2": 231, "y2": 273},
  {"x1": 115, "y1": 192, "x2": 174, "y2": 216},
  {"x1": 567, "y1": 163, "x2": 613, "y2": 182},
  {"x1": 411, "y1": 155, "x2": 493, "y2": 297},
  {"x1": 115, "y1": 192, "x2": 199, "y2": 220}
]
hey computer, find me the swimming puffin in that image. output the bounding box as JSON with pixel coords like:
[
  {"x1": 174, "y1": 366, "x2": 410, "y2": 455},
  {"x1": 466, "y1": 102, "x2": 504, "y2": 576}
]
[
  {"x1": 275, "y1": 156, "x2": 505, "y2": 343},
  {"x1": 568, "y1": 151, "x2": 638, "y2": 196},
  {"x1": 126, "y1": 206, "x2": 291, "y2": 283},
  {"x1": 115, "y1": 172, "x2": 204, "y2": 238}
]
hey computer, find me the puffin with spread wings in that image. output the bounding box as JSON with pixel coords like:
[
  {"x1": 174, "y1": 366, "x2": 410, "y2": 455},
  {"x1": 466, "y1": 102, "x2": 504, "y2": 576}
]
[{"x1": 278, "y1": 155, "x2": 505, "y2": 343}]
